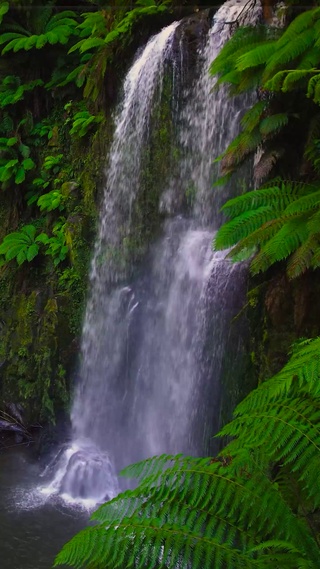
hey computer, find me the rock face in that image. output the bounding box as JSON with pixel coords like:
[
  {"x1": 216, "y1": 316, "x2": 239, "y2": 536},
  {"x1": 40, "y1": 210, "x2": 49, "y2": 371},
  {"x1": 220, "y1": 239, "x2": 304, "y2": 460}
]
[
  {"x1": 0, "y1": 413, "x2": 31, "y2": 447},
  {"x1": 261, "y1": 0, "x2": 276, "y2": 22}
]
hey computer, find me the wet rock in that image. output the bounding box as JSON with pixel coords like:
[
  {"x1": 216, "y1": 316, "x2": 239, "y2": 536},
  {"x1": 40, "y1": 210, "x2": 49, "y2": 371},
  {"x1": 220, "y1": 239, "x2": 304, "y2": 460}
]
[
  {"x1": 0, "y1": 419, "x2": 25, "y2": 435},
  {"x1": 4, "y1": 402, "x2": 25, "y2": 426}
]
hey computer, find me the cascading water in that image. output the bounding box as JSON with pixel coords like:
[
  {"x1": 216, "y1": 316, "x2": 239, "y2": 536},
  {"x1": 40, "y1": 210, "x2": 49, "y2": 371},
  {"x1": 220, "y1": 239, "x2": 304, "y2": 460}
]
[{"x1": 42, "y1": 0, "x2": 262, "y2": 506}]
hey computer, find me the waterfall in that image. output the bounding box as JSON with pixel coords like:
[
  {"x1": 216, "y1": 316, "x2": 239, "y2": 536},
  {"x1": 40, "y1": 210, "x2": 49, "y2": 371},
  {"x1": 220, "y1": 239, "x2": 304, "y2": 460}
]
[{"x1": 42, "y1": 0, "x2": 262, "y2": 506}]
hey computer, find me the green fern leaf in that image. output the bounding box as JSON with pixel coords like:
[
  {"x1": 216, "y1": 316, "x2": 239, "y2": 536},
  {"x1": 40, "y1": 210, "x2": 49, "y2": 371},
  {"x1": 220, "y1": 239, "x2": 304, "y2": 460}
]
[
  {"x1": 210, "y1": 26, "x2": 268, "y2": 76},
  {"x1": 264, "y1": 28, "x2": 317, "y2": 80},
  {"x1": 297, "y1": 46, "x2": 320, "y2": 69},
  {"x1": 221, "y1": 182, "x2": 310, "y2": 218},
  {"x1": 241, "y1": 100, "x2": 267, "y2": 132},
  {"x1": 0, "y1": 32, "x2": 24, "y2": 47},
  {"x1": 287, "y1": 235, "x2": 319, "y2": 278},
  {"x1": 259, "y1": 113, "x2": 289, "y2": 136},
  {"x1": 78, "y1": 37, "x2": 105, "y2": 53},
  {"x1": 277, "y1": 8, "x2": 320, "y2": 48},
  {"x1": 251, "y1": 217, "x2": 309, "y2": 274},
  {"x1": 284, "y1": 188, "x2": 320, "y2": 215},
  {"x1": 214, "y1": 206, "x2": 278, "y2": 249},
  {"x1": 236, "y1": 41, "x2": 277, "y2": 71},
  {"x1": 227, "y1": 218, "x2": 284, "y2": 259}
]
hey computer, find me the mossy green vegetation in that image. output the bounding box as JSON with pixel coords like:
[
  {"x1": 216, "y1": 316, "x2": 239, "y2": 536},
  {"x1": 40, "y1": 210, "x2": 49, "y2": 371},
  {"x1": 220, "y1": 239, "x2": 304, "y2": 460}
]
[{"x1": 0, "y1": 0, "x2": 175, "y2": 423}]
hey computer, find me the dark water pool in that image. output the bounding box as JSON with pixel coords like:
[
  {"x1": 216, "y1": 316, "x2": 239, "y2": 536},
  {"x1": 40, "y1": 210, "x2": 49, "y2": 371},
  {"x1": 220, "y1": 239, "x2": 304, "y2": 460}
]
[{"x1": 0, "y1": 448, "x2": 88, "y2": 569}]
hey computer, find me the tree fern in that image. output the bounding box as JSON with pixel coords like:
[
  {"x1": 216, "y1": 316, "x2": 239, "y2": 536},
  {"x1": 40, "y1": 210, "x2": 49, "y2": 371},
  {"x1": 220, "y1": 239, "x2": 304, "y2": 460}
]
[
  {"x1": 259, "y1": 113, "x2": 289, "y2": 136},
  {"x1": 56, "y1": 335, "x2": 320, "y2": 569},
  {"x1": 210, "y1": 7, "x2": 320, "y2": 180},
  {"x1": 286, "y1": 235, "x2": 320, "y2": 278},
  {"x1": 221, "y1": 181, "x2": 312, "y2": 218},
  {"x1": 215, "y1": 181, "x2": 320, "y2": 278},
  {"x1": 236, "y1": 41, "x2": 277, "y2": 72},
  {"x1": 250, "y1": 216, "x2": 309, "y2": 274},
  {"x1": 241, "y1": 100, "x2": 268, "y2": 132},
  {"x1": 263, "y1": 30, "x2": 316, "y2": 82},
  {"x1": 278, "y1": 8, "x2": 320, "y2": 46},
  {"x1": 210, "y1": 26, "x2": 269, "y2": 77},
  {"x1": 214, "y1": 206, "x2": 280, "y2": 249}
]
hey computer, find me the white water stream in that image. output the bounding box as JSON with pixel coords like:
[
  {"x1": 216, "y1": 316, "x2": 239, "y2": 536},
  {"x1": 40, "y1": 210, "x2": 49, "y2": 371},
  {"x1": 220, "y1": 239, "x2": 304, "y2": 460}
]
[{"x1": 39, "y1": 0, "x2": 262, "y2": 507}]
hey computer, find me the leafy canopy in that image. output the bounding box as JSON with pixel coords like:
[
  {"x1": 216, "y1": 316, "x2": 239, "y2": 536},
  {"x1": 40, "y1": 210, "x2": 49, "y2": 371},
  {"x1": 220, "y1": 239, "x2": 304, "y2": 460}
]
[
  {"x1": 211, "y1": 6, "x2": 320, "y2": 279},
  {"x1": 210, "y1": 8, "x2": 320, "y2": 180}
]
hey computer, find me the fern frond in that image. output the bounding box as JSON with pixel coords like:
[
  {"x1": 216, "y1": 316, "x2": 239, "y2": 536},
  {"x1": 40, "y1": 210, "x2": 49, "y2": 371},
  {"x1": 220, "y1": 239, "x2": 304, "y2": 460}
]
[
  {"x1": 221, "y1": 182, "x2": 311, "y2": 218},
  {"x1": 297, "y1": 47, "x2": 320, "y2": 70},
  {"x1": 259, "y1": 113, "x2": 289, "y2": 136},
  {"x1": 251, "y1": 216, "x2": 309, "y2": 274},
  {"x1": 210, "y1": 26, "x2": 268, "y2": 76},
  {"x1": 307, "y1": 73, "x2": 320, "y2": 103},
  {"x1": 264, "y1": 28, "x2": 316, "y2": 80},
  {"x1": 282, "y1": 69, "x2": 315, "y2": 92},
  {"x1": 221, "y1": 130, "x2": 263, "y2": 173},
  {"x1": 56, "y1": 518, "x2": 264, "y2": 569},
  {"x1": 304, "y1": 113, "x2": 320, "y2": 170},
  {"x1": 215, "y1": 206, "x2": 280, "y2": 249},
  {"x1": 276, "y1": 8, "x2": 320, "y2": 48},
  {"x1": 287, "y1": 235, "x2": 319, "y2": 279},
  {"x1": 241, "y1": 101, "x2": 267, "y2": 132},
  {"x1": 225, "y1": 218, "x2": 283, "y2": 260},
  {"x1": 283, "y1": 188, "x2": 320, "y2": 215},
  {"x1": 234, "y1": 338, "x2": 320, "y2": 413},
  {"x1": 306, "y1": 209, "x2": 320, "y2": 235},
  {"x1": 236, "y1": 42, "x2": 277, "y2": 72}
]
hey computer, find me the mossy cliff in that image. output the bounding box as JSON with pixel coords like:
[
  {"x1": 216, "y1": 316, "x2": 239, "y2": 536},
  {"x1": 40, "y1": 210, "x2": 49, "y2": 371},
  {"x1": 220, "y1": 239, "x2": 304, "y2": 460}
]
[
  {"x1": 0, "y1": 114, "x2": 111, "y2": 425},
  {"x1": 0, "y1": 3, "x2": 212, "y2": 427}
]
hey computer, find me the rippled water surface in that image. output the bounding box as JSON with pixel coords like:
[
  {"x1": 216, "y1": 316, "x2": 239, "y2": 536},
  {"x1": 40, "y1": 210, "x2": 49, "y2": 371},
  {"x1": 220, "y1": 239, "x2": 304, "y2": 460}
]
[{"x1": 0, "y1": 448, "x2": 87, "y2": 569}]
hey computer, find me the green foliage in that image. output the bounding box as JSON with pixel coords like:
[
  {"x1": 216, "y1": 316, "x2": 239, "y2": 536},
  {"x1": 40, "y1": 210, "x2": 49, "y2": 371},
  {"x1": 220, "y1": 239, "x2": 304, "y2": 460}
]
[
  {"x1": 39, "y1": 219, "x2": 69, "y2": 266},
  {"x1": 0, "y1": 3, "x2": 9, "y2": 25},
  {"x1": 210, "y1": 8, "x2": 320, "y2": 179},
  {"x1": 0, "y1": 224, "x2": 39, "y2": 265},
  {"x1": 0, "y1": 8, "x2": 78, "y2": 54},
  {"x1": 56, "y1": 337, "x2": 320, "y2": 569},
  {"x1": 0, "y1": 75, "x2": 43, "y2": 108},
  {"x1": 69, "y1": 0, "x2": 169, "y2": 56},
  {"x1": 214, "y1": 180, "x2": 320, "y2": 278},
  {"x1": 68, "y1": 110, "x2": 103, "y2": 138},
  {"x1": 0, "y1": 136, "x2": 35, "y2": 186},
  {"x1": 63, "y1": 0, "x2": 170, "y2": 100},
  {"x1": 211, "y1": 7, "x2": 320, "y2": 279},
  {"x1": 37, "y1": 189, "x2": 64, "y2": 212},
  {"x1": 0, "y1": 218, "x2": 69, "y2": 268},
  {"x1": 43, "y1": 153, "x2": 63, "y2": 173},
  {"x1": 31, "y1": 119, "x2": 54, "y2": 142}
]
